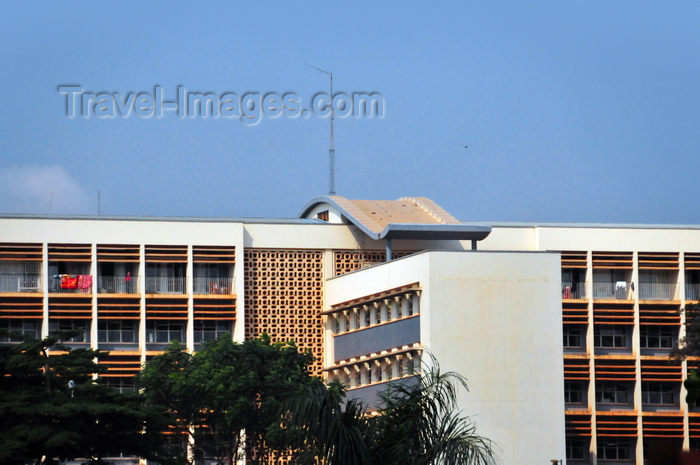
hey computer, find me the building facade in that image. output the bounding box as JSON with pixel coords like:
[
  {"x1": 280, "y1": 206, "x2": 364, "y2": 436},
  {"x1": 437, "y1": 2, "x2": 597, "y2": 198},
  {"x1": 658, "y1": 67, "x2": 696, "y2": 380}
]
[{"x1": 2, "y1": 195, "x2": 700, "y2": 464}]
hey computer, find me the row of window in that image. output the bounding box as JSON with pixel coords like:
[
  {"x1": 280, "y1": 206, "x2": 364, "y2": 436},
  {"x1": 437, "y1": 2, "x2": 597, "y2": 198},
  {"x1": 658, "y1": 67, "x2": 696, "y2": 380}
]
[
  {"x1": 331, "y1": 293, "x2": 418, "y2": 335},
  {"x1": 567, "y1": 437, "x2": 700, "y2": 461},
  {"x1": 329, "y1": 355, "x2": 421, "y2": 389},
  {"x1": 564, "y1": 325, "x2": 676, "y2": 349},
  {"x1": 567, "y1": 437, "x2": 633, "y2": 461},
  {"x1": 0, "y1": 319, "x2": 230, "y2": 344},
  {"x1": 565, "y1": 381, "x2": 677, "y2": 405}
]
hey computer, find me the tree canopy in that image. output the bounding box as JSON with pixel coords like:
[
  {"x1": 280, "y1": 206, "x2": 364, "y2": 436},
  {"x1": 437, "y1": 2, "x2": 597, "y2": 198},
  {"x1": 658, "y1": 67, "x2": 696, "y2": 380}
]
[
  {"x1": 671, "y1": 302, "x2": 700, "y2": 361},
  {"x1": 282, "y1": 355, "x2": 497, "y2": 465},
  {"x1": 0, "y1": 331, "x2": 496, "y2": 465},
  {"x1": 672, "y1": 303, "x2": 700, "y2": 408},
  {"x1": 0, "y1": 332, "x2": 160, "y2": 465},
  {"x1": 137, "y1": 334, "x2": 322, "y2": 464}
]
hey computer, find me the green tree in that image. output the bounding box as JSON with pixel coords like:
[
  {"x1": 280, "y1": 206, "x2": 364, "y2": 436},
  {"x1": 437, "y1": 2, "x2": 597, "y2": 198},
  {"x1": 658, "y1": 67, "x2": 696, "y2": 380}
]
[
  {"x1": 369, "y1": 357, "x2": 497, "y2": 465},
  {"x1": 671, "y1": 303, "x2": 700, "y2": 408},
  {"x1": 283, "y1": 355, "x2": 497, "y2": 465},
  {"x1": 0, "y1": 332, "x2": 160, "y2": 465},
  {"x1": 281, "y1": 381, "x2": 372, "y2": 465},
  {"x1": 137, "y1": 334, "x2": 322, "y2": 465},
  {"x1": 671, "y1": 302, "x2": 700, "y2": 360}
]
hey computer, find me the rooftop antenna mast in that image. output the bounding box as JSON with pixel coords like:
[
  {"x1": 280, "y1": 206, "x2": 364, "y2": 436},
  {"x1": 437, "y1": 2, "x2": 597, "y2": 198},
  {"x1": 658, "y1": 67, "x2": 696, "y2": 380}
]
[{"x1": 305, "y1": 63, "x2": 335, "y2": 195}]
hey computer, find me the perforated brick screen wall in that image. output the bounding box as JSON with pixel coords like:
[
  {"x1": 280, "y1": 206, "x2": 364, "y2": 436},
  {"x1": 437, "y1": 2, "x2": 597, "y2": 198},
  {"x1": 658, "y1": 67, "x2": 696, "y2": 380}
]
[
  {"x1": 333, "y1": 250, "x2": 411, "y2": 276},
  {"x1": 244, "y1": 249, "x2": 325, "y2": 376}
]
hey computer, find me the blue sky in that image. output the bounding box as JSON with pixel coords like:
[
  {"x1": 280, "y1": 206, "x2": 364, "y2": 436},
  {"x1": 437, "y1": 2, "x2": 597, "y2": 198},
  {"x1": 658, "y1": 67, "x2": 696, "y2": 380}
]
[{"x1": 1, "y1": 1, "x2": 699, "y2": 224}]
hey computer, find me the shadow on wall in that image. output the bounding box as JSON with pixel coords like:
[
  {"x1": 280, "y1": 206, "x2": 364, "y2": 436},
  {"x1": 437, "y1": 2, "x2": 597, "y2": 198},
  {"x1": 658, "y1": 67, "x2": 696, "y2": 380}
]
[{"x1": 646, "y1": 440, "x2": 700, "y2": 465}]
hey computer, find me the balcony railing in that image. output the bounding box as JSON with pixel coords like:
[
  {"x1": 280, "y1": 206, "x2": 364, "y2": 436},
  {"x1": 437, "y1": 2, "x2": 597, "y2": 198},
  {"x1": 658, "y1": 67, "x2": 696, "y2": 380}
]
[
  {"x1": 97, "y1": 276, "x2": 140, "y2": 294},
  {"x1": 562, "y1": 281, "x2": 586, "y2": 299},
  {"x1": 0, "y1": 275, "x2": 41, "y2": 293},
  {"x1": 193, "y1": 277, "x2": 234, "y2": 295},
  {"x1": 638, "y1": 282, "x2": 678, "y2": 301},
  {"x1": 686, "y1": 284, "x2": 700, "y2": 301},
  {"x1": 592, "y1": 282, "x2": 633, "y2": 300},
  {"x1": 145, "y1": 277, "x2": 186, "y2": 294}
]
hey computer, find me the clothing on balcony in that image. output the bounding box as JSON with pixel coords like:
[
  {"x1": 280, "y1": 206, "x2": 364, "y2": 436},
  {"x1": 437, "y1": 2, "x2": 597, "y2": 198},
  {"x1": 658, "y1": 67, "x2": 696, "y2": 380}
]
[{"x1": 60, "y1": 275, "x2": 78, "y2": 289}]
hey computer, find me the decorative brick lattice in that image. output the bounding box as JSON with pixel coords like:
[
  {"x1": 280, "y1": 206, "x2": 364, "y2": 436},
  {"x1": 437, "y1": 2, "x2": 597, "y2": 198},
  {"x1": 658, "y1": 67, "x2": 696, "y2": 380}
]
[
  {"x1": 333, "y1": 250, "x2": 411, "y2": 277},
  {"x1": 244, "y1": 250, "x2": 324, "y2": 375}
]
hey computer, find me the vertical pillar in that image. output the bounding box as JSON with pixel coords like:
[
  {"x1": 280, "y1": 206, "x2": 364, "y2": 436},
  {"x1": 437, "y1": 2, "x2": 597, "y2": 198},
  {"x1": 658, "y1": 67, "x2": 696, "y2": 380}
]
[
  {"x1": 139, "y1": 244, "x2": 146, "y2": 365},
  {"x1": 632, "y1": 251, "x2": 644, "y2": 465},
  {"x1": 386, "y1": 239, "x2": 392, "y2": 262},
  {"x1": 91, "y1": 243, "x2": 98, "y2": 349},
  {"x1": 681, "y1": 252, "x2": 690, "y2": 451},
  {"x1": 186, "y1": 245, "x2": 194, "y2": 352},
  {"x1": 587, "y1": 250, "x2": 598, "y2": 465},
  {"x1": 323, "y1": 248, "x2": 335, "y2": 371},
  {"x1": 233, "y1": 232, "x2": 246, "y2": 343},
  {"x1": 42, "y1": 243, "x2": 49, "y2": 338}
]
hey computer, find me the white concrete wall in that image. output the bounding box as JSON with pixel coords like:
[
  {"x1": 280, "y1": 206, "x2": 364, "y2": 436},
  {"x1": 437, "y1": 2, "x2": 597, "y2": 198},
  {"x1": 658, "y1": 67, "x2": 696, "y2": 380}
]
[
  {"x1": 326, "y1": 250, "x2": 566, "y2": 465},
  {"x1": 479, "y1": 224, "x2": 700, "y2": 253},
  {"x1": 424, "y1": 251, "x2": 566, "y2": 465}
]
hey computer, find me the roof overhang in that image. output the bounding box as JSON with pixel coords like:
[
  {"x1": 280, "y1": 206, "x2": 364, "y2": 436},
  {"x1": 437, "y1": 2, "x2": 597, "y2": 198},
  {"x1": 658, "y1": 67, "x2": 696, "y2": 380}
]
[
  {"x1": 378, "y1": 223, "x2": 491, "y2": 241},
  {"x1": 299, "y1": 196, "x2": 491, "y2": 242}
]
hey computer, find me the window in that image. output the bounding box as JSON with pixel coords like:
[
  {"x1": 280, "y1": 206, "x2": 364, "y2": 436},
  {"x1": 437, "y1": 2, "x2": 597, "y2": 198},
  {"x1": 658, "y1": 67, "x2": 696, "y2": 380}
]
[
  {"x1": 594, "y1": 325, "x2": 628, "y2": 348},
  {"x1": 691, "y1": 437, "x2": 700, "y2": 451},
  {"x1": 146, "y1": 321, "x2": 184, "y2": 343},
  {"x1": 334, "y1": 316, "x2": 340, "y2": 334},
  {"x1": 565, "y1": 381, "x2": 586, "y2": 403},
  {"x1": 0, "y1": 320, "x2": 40, "y2": 342},
  {"x1": 640, "y1": 326, "x2": 675, "y2": 348},
  {"x1": 98, "y1": 321, "x2": 137, "y2": 343},
  {"x1": 566, "y1": 437, "x2": 587, "y2": 460},
  {"x1": 407, "y1": 297, "x2": 414, "y2": 316},
  {"x1": 49, "y1": 320, "x2": 89, "y2": 342},
  {"x1": 316, "y1": 210, "x2": 329, "y2": 222},
  {"x1": 563, "y1": 325, "x2": 584, "y2": 347},
  {"x1": 595, "y1": 381, "x2": 631, "y2": 404},
  {"x1": 193, "y1": 321, "x2": 230, "y2": 343},
  {"x1": 642, "y1": 381, "x2": 675, "y2": 404},
  {"x1": 105, "y1": 378, "x2": 135, "y2": 393},
  {"x1": 597, "y1": 438, "x2": 633, "y2": 460}
]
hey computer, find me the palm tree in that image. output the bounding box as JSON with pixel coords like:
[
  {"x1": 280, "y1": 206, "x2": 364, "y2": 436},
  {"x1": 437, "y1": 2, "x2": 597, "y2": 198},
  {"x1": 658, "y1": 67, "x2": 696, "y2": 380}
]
[
  {"x1": 282, "y1": 381, "x2": 372, "y2": 465},
  {"x1": 370, "y1": 355, "x2": 497, "y2": 465},
  {"x1": 283, "y1": 355, "x2": 498, "y2": 465}
]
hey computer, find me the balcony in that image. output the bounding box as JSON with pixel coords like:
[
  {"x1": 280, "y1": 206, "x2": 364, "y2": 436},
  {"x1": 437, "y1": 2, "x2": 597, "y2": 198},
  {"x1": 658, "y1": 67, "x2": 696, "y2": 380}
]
[
  {"x1": 638, "y1": 282, "x2": 678, "y2": 301},
  {"x1": 562, "y1": 281, "x2": 586, "y2": 299},
  {"x1": 193, "y1": 277, "x2": 234, "y2": 295},
  {"x1": 145, "y1": 276, "x2": 185, "y2": 295},
  {"x1": 97, "y1": 276, "x2": 139, "y2": 294},
  {"x1": 592, "y1": 282, "x2": 633, "y2": 300},
  {"x1": 0, "y1": 275, "x2": 41, "y2": 293}
]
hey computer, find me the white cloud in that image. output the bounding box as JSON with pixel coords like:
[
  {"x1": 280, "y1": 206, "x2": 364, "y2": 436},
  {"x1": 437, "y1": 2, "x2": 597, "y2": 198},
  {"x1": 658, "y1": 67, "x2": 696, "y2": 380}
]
[{"x1": 0, "y1": 165, "x2": 93, "y2": 214}]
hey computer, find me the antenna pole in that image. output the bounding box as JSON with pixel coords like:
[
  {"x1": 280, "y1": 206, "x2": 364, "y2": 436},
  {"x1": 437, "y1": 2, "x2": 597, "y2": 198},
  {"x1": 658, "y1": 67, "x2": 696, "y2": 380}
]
[
  {"x1": 329, "y1": 71, "x2": 335, "y2": 195},
  {"x1": 305, "y1": 63, "x2": 336, "y2": 195}
]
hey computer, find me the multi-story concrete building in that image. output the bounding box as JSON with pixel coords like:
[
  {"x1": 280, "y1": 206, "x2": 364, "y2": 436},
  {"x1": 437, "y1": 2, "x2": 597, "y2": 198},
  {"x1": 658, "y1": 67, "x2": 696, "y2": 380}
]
[{"x1": 2, "y1": 194, "x2": 700, "y2": 464}]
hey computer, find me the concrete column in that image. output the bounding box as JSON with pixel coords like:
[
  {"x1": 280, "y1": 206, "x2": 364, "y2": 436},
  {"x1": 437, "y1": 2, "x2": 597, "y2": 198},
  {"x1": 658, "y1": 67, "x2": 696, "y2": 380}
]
[
  {"x1": 91, "y1": 243, "x2": 98, "y2": 349},
  {"x1": 186, "y1": 245, "x2": 194, "y2": 352},
  {"x1": 139, "y1": 244, "x2": 146, "y2": 364},
  {"x1": 42, "y1": 243, "x2": 49, "y2": 338}
]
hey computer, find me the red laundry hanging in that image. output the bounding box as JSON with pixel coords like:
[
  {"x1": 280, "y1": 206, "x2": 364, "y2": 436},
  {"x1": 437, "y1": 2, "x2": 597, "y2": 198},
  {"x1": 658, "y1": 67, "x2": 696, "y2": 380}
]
[
  {"x1": 61, "y1": 275, "x2": 78, "y2": 289},
  {"x1": 77, "y1": 275, "x2": 93, "y2": 292}
]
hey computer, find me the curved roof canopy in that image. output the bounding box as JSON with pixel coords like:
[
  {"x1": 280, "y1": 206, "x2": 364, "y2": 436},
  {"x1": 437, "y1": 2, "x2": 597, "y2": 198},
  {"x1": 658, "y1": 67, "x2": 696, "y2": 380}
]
[{"x1": 299, "y1": 195, "x2": 491, "y2": 242}]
